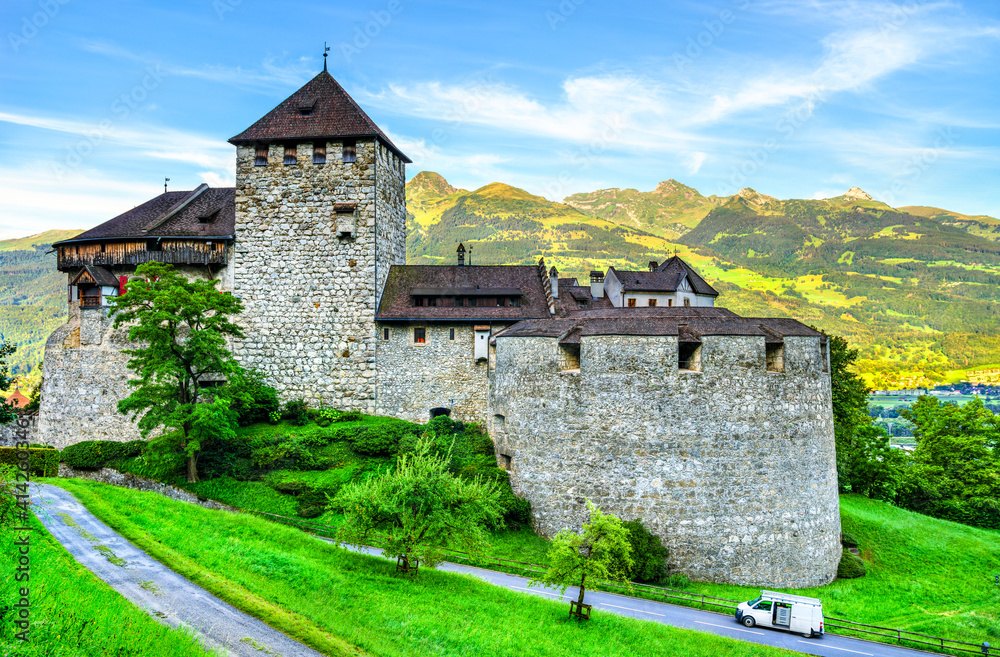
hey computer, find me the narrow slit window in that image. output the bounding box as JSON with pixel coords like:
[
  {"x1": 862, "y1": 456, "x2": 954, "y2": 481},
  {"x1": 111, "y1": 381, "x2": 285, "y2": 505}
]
[
  {"x1": 313, "y1": 143, "x2": 326, "y2": 164},
  {"x1": 342, "y1": 140, "x2": 357, "y2": 163},
  {"x1": 668, "y1": 299, "x2": 674, "y2": 307},
  {"x1": 254, "y1": 144, "x2": 268, "y2": 166},
  {"x1": 284, "y1": 144, "x2": 297, "y2": 165},
  {"x1": 560, "y1": 343, "x2": 581, "y2": 371},
  {"x1": 383, "y1": 328, "x2": 390, "y2": 341},
  {"x1": 766, "y1": 343, "x2": 785, "y2": 373},
  {"x1": 414, "y1": 327, "x2": 426, "y2": 344},
  {"x1": 684, "y1": 298, "x2": 691, "y2": 307},
  {"x1": 821, "y1": 338, "x2": 829, "y2": 372},
  {"x1": 449, "y1": 328, "x2": 455, "y2": 340},
  {"x1": 678, "y1": 342, "x2": 702, "y2": 372}
]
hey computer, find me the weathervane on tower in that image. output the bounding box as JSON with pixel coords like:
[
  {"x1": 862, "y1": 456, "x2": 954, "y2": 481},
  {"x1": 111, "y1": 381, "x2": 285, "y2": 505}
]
[{"x1": 323, "y1": 42, "x2": 330, "y2": 71}]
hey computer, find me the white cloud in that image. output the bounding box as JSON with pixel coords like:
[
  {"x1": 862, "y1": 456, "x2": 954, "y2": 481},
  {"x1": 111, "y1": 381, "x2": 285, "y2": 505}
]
[{"x1": 685, "y1": 152, "x2": 708, "y2": 175}]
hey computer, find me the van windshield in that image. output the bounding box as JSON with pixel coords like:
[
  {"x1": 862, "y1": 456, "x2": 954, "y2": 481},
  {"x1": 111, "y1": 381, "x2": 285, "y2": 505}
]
[{"x1": 748, "y1": 596, "x2": 761, "y2": 607}]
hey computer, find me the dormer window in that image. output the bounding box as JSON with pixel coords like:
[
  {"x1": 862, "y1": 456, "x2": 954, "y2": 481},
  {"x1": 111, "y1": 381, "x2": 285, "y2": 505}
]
[
  {"x1": 254, "y1": 144, "x2": 268, "y2": 166},
  {"x1": 284, "y1": 144, "x2": 297, "y2": 165},
  {"x1": 342, "y1": 140, "x2": 357, "y2": 163},
  {"x1": 197, "y1": 210, "x2": 219, "y2": 225},
  {"x1": 313, "y1": 143, "x2": 326, "y2": 164},
  {"x1": 297, "y1": 98, "x2": 317, "y2": 116}
]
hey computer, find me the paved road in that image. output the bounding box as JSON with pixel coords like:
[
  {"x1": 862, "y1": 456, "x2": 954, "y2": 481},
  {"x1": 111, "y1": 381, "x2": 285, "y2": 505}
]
[
  {"x1": 30, "y1": 483, "x2": 325, "y2": 657},
  {"x1": 336, "y1": 541, "x2": 944, "y2": 657}
]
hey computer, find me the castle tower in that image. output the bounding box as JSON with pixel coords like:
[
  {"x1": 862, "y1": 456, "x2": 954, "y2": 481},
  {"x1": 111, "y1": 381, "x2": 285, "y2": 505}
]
[{"x1": 228, "y1": 70, "x2": 410, "y2": 410}]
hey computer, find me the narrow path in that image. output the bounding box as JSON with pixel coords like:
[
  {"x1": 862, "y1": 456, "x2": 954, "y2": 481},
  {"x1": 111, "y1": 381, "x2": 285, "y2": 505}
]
[
  {"x1": 333, "y1": 541, "x2": 943, "y2": 657},
  {"x1": 30, "y1": 483, "x2": 326, "y2": 657}
]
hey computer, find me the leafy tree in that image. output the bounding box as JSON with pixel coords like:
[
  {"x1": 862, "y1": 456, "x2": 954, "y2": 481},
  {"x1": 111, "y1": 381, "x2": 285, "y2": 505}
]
[
  {"x1": 0, "y1": 341, "x2": 17, "y2": 424},
  {"x1": 330, "y1": 436, "x2": 503, "y2": 572},
  {"x1": 898, "y1": 396, "x2": 1000, "y2": 528},
  {"x1": 619, "y1": 519, "x2": 668, "y2": 583},
  {"x1": 110, "y1": 262, "x2": 245, "y2": 482},
  {"x1": 827, "y1": 334, "x2": 904, "y2": 497},
  {"x1": 531, "y1": 500, "x2": 634, "y2": 617}
]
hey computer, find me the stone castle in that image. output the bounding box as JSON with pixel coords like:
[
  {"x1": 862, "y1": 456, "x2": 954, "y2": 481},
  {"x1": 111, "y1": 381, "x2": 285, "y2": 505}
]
[{"x1": 37, "y1": 69, "x2": 841, "y2": 588}]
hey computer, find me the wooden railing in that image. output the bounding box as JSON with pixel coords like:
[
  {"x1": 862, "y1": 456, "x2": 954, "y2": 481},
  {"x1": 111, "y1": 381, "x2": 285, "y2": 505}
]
[{"x1": 80, "y1": 296, "x2": 103, "y2": 308}]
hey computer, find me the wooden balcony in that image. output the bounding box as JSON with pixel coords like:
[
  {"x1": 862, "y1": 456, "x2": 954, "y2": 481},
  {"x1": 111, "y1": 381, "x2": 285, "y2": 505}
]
[
  {"x1": 58, "y1": 240, "x2": 229, "y2": 271},
  {"x1": 80, "y1": 296, "x2": 103, "y2": 308}
]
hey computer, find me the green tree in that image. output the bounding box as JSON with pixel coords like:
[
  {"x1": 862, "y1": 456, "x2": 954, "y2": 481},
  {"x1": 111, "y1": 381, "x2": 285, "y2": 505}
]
[
  {"x1": 531, "y1": 500, "x2": 634, "y2": 618},
  {"x1": 330, "y1": 436, "x2": 503, "y2": 572},
  {"x1": 0, "y1": 341, "x2": 17, "y2": 424},
  {"x1": 899, "y1": 396, "x2": 1000, "y2": 528},
  {"x1": 110, "y1": 262, "x2": 245, "y2": 483},
  {"x1": 828, "y1": 334, "x2": 904, "y2": 497}
]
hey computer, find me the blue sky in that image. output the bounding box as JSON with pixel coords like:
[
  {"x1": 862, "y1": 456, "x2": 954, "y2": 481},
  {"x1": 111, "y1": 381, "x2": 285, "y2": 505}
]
[{"x1": 1, "y1": 0, "x2": 999, "y2": 238}]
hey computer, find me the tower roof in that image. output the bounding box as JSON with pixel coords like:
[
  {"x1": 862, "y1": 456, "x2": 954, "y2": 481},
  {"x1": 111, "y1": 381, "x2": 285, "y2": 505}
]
[{"x1": 228, "y1": 70, "x2": 411, "y2": 163}]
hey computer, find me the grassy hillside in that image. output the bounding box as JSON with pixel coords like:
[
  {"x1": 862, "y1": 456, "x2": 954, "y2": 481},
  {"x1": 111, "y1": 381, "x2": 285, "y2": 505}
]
[
  {"x1": 52, "y1": 478, "x2": 795, "y2": 657},
  {"x1": 0, "y1": 510, "x2": 214, "y2": 656},
  {"x1": 0, "y1": 229, "x2": 81, "y2": 384}
]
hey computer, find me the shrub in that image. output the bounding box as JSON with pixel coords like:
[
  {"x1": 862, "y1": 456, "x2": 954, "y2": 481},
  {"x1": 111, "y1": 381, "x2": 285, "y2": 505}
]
[
  {"x1": 837, "y1": 551, "x2": 866, "y2": 579},
  {"x1": 622, "y1": 519, "x2": 669, "y2": 583},
  {"x1": 283, "y1": 400, "x2": 310, "y2": 426},
  {"x1": 314, "y1": 408, "x2": 341, "y2": 427},
  {"x1": 664, "y1": 573, "x2": 691, "y2": 589},
  {"x1": 335, "y1": 411, "x2": 363, "y2": 423},
  {"x1": 250, "y1": 435, "x2": 317, "y2": 470},
  {"x1": 841, "y1": 532, "x2": 859, "y2": 548},
  {"x1": 349, "y1": 422, "x2": 419, "y2": 456},
  {"x1": 229, "y1": 370, "x2": 281, "y2": 427},
  {"x1": 0, "y1": 447, "x2": 59, "y2": 478},
  {"x1": 268, "y1": 410, "x2": 281, "y2": 424},
  {"x1": 61, "y1": 441, "x2": 144, "y2": 470}
]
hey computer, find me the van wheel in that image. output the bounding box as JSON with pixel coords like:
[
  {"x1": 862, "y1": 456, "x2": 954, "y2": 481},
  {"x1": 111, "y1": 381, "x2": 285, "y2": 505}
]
[{"x1": 742, "y1": 617, "x2": 756, "y2": 628}]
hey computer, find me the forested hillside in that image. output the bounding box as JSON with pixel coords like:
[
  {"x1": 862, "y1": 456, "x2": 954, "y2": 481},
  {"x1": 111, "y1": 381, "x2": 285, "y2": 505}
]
[{"x1": 0, "y1": 229, "x2": 82, "y2": 385}]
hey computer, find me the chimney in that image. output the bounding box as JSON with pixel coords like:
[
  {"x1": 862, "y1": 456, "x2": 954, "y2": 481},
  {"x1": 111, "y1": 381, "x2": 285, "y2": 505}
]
[
  {"x1": 549, "y1": 266, "x2": 559, "y2": 299},
  {"x1": 649, "y1": 261, "x2": 658, "y2": 272},
  {"x1": 590, "y1": 270, "x2": 605, "y2": 299},
  {"x1": 457, "y1": 243, "x2": 466, "y2": 266}
]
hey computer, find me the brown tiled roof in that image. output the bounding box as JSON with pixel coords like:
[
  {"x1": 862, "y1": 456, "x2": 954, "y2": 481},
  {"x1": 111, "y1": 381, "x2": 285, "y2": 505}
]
[
  {"x1": 376, "y1": 265, "x2": 553, "y2": 321},
  {"x1": 7, "y1": 389, "x2": 29, "y2": 409},
  {"x1": 609, "y1": 267, "x2": 687, "y2": 293},
  {"x1": 495, "y1": 306, "x2": 822, "y2": 340},
  {"x1": 655, "y1": 255, "x2": 719, "y2": 296},
  {"x1": 54, "y1": 187, "x2": 235, "y2": 245},
  {"x1": 228, "y1": 71, "x2": 411, "y2": 163},
  {"x1": 557, "y1": 286, "x2": 614, "y2": 314},
  {"x1": 558, "y1": 277, "x2": 580, "y2": 287}
]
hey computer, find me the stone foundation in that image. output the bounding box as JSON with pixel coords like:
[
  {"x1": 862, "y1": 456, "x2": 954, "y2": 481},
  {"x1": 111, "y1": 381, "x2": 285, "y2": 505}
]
[{"x1": 58, "y1": 464, "x2": 237, "y2": 512}]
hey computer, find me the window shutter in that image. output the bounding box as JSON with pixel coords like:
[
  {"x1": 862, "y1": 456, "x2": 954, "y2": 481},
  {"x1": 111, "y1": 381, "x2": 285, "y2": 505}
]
[{"x1": 119, "y1": 276, "x2": 128, "y2": 295}]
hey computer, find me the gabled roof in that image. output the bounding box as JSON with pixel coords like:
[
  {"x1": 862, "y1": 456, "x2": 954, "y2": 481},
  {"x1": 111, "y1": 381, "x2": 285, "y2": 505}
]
[
  {"x1": 71, "y1": 265, "x2": 119, "y2": 287},
  {"x1": 228, "y1": 70, "x2": 411, "y2": 163},
  {"x1": 53, "y1": 188, "x2": 236, "y2": 245},
  {"x1": 376, "y1": 265, "x2": 552, "y2": 321},
  {"x1": 7, "y1": 389, "x2": 29, "y2": 409},
  {"x1": 655, "y1": 255, "x2": 719, "y2": 296}
]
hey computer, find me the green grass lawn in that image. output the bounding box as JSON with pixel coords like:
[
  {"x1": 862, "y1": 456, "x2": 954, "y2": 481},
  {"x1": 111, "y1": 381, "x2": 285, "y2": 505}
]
[
  {"x1": 682, "y1": 496, "x2": 1000, "y2": 646},
  {"x1": 51, "y1": 478, "x2": 795, "y2": 657},
  {"x1": 1, "y1": 510, "x2": 216, "y2": 656}
]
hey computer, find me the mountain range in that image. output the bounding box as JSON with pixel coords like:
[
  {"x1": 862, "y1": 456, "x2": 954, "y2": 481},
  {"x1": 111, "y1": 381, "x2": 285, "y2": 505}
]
[{"x1": 5, "y1": 175, "x2": 1000, "y2": 390}]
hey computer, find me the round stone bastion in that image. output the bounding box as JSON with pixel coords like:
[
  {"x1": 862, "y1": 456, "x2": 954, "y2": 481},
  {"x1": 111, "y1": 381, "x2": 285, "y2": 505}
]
[{"x1": 487, "y1": 332, "x2": 842, "y2": 588}]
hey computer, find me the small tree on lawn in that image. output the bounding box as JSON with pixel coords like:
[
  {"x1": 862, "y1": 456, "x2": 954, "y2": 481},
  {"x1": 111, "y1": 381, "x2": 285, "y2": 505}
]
[
  {"x1": 330, "y1": 436, "x2": 502, "y2": 573},
  {"x1": 111, "y1": 262, "x2": 245, "y2": 483},
  {"x1": 531, "y1": 500, "x2": 634, "y2": 619}
]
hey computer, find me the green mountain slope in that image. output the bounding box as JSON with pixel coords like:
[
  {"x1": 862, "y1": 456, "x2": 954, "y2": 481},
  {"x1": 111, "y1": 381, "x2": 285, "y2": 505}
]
[
  {"x1": 0, "y1": 229, "x2": 82, "y2": 384},
  {"x1": 563, "y1": 179, "x2": 725, "y2": 239}
]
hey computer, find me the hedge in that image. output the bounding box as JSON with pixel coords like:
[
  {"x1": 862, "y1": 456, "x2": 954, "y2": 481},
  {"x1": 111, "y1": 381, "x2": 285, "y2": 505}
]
[
  {"x1": 61, "y1": 440, "x2": 146, "y2": 470},
  {"x1": 0, "y1": 447, "x2": 60, "y2": 477}
]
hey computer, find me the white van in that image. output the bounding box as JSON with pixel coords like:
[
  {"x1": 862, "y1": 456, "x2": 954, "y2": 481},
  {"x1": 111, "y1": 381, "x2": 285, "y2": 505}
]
[{"x1": 735, "y1": 590, "x2": 824, "y2": 638}]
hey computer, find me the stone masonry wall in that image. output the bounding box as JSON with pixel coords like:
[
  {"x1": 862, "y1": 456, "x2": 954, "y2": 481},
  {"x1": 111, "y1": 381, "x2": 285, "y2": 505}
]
[
  {"x1": 231, "y1": 140, "x2": 405, "y2": 410},
  {"x1": 0, "y1": 414, "x2": 38, "y2": 447},
  {"x1": 37, "y1": 303, "x2": 141, "y2": 448},
  {"x1": 488, "y1": 334, "x2": 841, "y2": 588},
  {"x1": 376, "y1": 323, "x2": 508, "y2": 425}
]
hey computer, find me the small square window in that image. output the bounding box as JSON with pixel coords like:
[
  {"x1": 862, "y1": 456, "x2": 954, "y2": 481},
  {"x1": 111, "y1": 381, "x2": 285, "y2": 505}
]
[
  {"x1": 342, "y1": 140, "x2": 357, "y2": 163},
  {"x1": 313, "y1": 143, "x2": 326, "y2": 164},
  {"x1": 383, "y1": 328, "x2": 390, "y2": 341},
  {"x1": 449, "y1": 328, "x2": 455, "y2": 340},
  {"x1": 414, "y1": 327, "x2": 426, "y2": 344},
  {"x1": 627, "y1": 298, "x2": 636, "y2": 308},
  {"x1": 649, "y1": 299, "x2": 657, "y2": 307},
  {"x1": 684, "y1": 298, "x2": 691, "y2": 307},
  {"x1": 284, "y1": 144, "x2": 297, "y2": 165},
  {"x1": 668, "y1": 299, "x2": 674, "y2": 307},
  {"x1": 254, "y1": 144, "x2": 268, "y2": 166}
]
